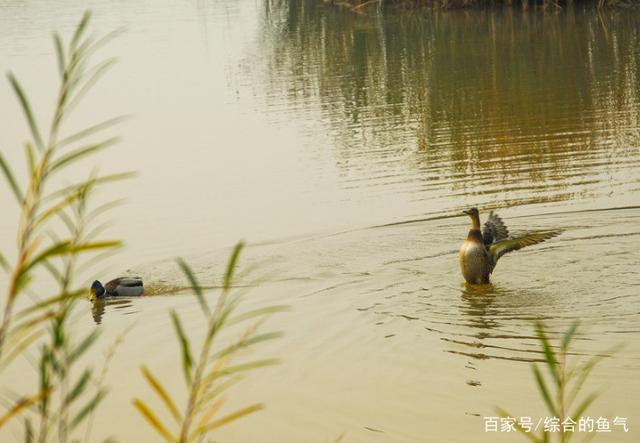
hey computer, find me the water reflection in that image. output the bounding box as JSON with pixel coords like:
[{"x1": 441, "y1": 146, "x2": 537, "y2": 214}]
[
  {"x1": 257, "y1": 2, "x2": 640, "y2": 212},
  {"x1": 90, "y1": 298, "x2": 135, "y2": 325}
]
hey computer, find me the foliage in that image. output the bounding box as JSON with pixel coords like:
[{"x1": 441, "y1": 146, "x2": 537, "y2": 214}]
[
  {"x1": 0, "y1": 11, "x2": 129, "y2": 442},
  {"x1": 133, "y1": 242, "x2": 287, "y2": 442},
  {"x1": 497, "y1": 321, "x2": 615, "y2": 443}
]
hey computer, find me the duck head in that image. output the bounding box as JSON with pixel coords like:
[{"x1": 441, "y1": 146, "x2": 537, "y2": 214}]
[
  {"x1": 90, "y1": 280, "x2": 106, "y2": 298},
  {"x1": 462, "y1": 207, "x2": 481, "y2": 229}
]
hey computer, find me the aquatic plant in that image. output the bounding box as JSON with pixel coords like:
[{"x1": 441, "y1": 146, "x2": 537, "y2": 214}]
[
  {"x1": 0, "y1": 11, "x2": 129, "y2": 441},
  {"x1": 133, "y1": 242, "x2": 287, "y2": 442},
  {"x1": 497, "y1": 321, "x2": 613, "y2": 443}
]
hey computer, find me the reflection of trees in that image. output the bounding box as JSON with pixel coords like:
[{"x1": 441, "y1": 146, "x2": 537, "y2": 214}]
[{"x1": 258, "y1": 2, "x2": 640, "y2": 207}]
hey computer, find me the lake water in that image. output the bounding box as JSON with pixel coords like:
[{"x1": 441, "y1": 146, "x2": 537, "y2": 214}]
[{"x1": 0, "y1": 1, "x2": 639, "y2": 441}]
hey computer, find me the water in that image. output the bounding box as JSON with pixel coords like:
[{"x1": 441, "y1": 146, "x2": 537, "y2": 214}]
[{"x1": 0, "y1": 1, "x2": 639, "y2": 441}]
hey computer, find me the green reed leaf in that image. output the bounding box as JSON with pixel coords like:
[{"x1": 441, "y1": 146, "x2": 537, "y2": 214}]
[
  {"x1": 570, "y1": 392, "x2": 599, "y2": 423},
  {"x1": 58, "y1": 115, "x2": 128, "y2": 148},
  {"x1": 24, "y1": 142, "x2": 36, "y2": 174},
  {"x1": 217, "y1": 358, "x2": 280, "y2": 377},
  {"x1": 45, "y1": 171, "x2": 135, "y2": 201},
  {"x1": 69, "y1": 11, "x2": 91, "y2": 53},
  {"x1": 177, "y1": 258, "x2": 209, "y2": 316},
  {"x1": 70, "y1": 389, "x2": 106, "y2": 431},
  {"x1": 24, "y1": 417, "x2": 34, "y2": 443},
  {"x1": 132, "y1": 399, "x2": 176, "y2": 443},
  {"x1": 224, "y1": 242, "x2": 245, "y2": 291},
  {"x1": 532, "y1": 364, "x2": 558, "y2": 417},
  {"x1": 53, "y1": 33, "x2": 66, "y2": 80},
  {"x1": 566, "y1": 355, "x2": 603, "y2": 408},
  {"x1": 199, "y1": 403, "x2": 263, "y2": 434},
  {"x1": 141, "y1": 366, "x2": 182, "y2": 424},
  {"x1": 196, "y1": 377, "x2": 239, "y2": 409},
  {"x1": 50, "y1": 138, "x2": 119, "y2": 174},
  {"x1": 66, "y1": 369, "x2": 92, "y2": 404},
  {"x1": 211, "y1": 332, "x2": 283, "y2": 361},
  {"x1": 170, "y1": 310, "x2": 193, "y2": 386},
  {"x1": 32, "y1": 192, "x2": 83, "y2": 230},
  {"x1": 0, "y1": 150, "x2": 24, "y2": 203},
  {"x1": 535, "y1": 322, "x2": 559, "y2": 387},
  {"x1": 15, "y1": 290, "x2": 85, "y2": 319},
  {"x1": 68, "y1": 329, "x2": 100, "y2": 364},
  {"x1": 225, "y1": 305, "x2": 290, "y2": 327},
  {"x1": 7, "y1": 73, "x2": 44, "y2": 151},
  {"x1": 561, "y1": 321, "x2": 579, "y2": 351},
  {"x1": 0, "y1": 251, "x2": 9, "y2": 272},
  {"x1": 64, "y1": 58, "x2": 118, "y2": 115}
]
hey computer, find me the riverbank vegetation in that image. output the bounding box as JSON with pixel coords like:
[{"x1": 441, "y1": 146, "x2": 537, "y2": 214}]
[{"x1": 328, "y1": 0, "x2": 636, "y2": 11}]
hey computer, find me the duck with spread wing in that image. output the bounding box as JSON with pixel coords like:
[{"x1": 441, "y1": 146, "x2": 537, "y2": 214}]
[{"x1": 459, "y1": 208, "x2": 561, "y2": 284}]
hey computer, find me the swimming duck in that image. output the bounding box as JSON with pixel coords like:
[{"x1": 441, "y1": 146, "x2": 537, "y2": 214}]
[
  {"x1": 90, "y1": 277, "x2": 144, "y2": 298},
  {"x1": 459, "y1": 208, "x2": 560, "y2": 284}
]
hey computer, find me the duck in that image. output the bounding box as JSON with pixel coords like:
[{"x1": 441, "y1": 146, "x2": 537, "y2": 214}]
[
  {"x1": 459, "y1": 208, "x2": 560, "y2": 284},
  {"x1": 90, "y1": 277, "x2": 144, "y2": 298}
]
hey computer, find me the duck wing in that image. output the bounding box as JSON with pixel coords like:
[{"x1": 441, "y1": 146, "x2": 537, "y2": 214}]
[
  {"x1": 482, "y1": 211, "x2": 510, "y2": 246},
  {"x1": 104, "y1": 277, "x2": 143, "y2": 294},
  {"x1": 488, "y1": 230, "x2": 562, "y2": 264}
]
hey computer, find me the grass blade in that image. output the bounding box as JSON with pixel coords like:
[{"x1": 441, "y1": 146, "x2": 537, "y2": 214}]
[
  {"x1": 66, "y1": 369, "x2": 92, "y2": 404},
  {"x1": 217, "y1": 358, "x2": 280, "y2": 377},
  {"x1": 50, "y1": 138, "x2": 119, "y2": 174},
  {"x1": 132, "y1": 399, "x2": 176, "y2": 443},
  {"x1": 170, "y1": 310, "x2": 193, "y2": 386},
  {"x1": 199, "y1": 403, "x2": 263, "y2": 433},
  {"x1": 70, "y1": 389, "x2": 106, "y2": 430},
  {"x1": 532, "y1": 364, "x2": 558, "y2": 417},
  {"x1": 7, "y1": 73, "x2": 44, "y2": 150},
  {"x1": 177, "y1": 258, "x2": 209, "y2": 316},
  {"x1": 211, "y1": 332, "x2": 283, "y2": 361},
  {"x1": 141, "y1": 366, "x2": 182, "y2": 424},
  {"x1": 224, "y1": 242, "x2": 245, "y2": 291},
  {"x1": 68, "y1": 329, "x2": 100, "y2": 364},
  {"x1": 0, "y1": 390, "x2": 49, "y2": 428},
  {"x1": 58, "y1": 115, "x2": 128, "y2": 148},
  {"x1": 0, "y1": 150, "x2": 24, "y2": 203},
  {"x1": 53, "y1": 33, "x2": 66, "y2": 80},
  {"x1": 535, "y1": 322, "x2": 559, "y2": 386},
  {"x1": 225, "y1": 305, "x2": 290, "y2": 327}
]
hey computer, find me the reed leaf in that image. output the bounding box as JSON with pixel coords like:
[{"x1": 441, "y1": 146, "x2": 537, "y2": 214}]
[
  {"x1": 49, "y1": 138, "x2": 119, "y2": 174},
  {"x1": 58, "y1": 115, "x2": 128, "y2": 148},
  {"x1": 24, "y1": 142, "x2": 36, "y2": 174},
  {"x1": 132, "y1": 399, "x2": 176, "y2": 443},
  {"x1": 225, "y1": 305, "x2": 290, "y2": 327},
  {"x1": 65, "y1": 369, "x2": 92, "y2": 404},
  {"x1": 211, "y1": 332, "x2": 283, "y2": 361},
  {"x1": 193, "y1": 397, "x2": 225, "y2": 436},
  {"x1": 44, "y1": 171, "x2": 135, "y2": 202},
  {"x1": 53, "y1": 33, "x2": 66, "y2": 79},
  {"x1": 532, "y1": 364, "x2": 557, "y2": 417},
  {"x1": 0, "y1": 150, "x2": 25, "y2": 203},
  {"x1": 177, "y1": 258, "x2": 209, "y2": 316},
  {"x1": 6, "y1": 73, "x2": 44, "y2": 150},
  {"x1": 223, "y1": 242, "x2": 244, "y2": 291},
  {"x1": 534, "y1": 322, "x2": 559, "y2": 387},
  {"x1": 14, "y1": 289, "x2": 85, "y2": 319},
  {"x1": 0, "y1": 251, "x2": 9, "y2": 272},
  {"x1": 569, "y1": 392, "x2": 599, "y2": 423},
  {"x1": 565, "y1": 355, "x2": 603, "y2": 408},
  {"x1": 170, "y1": 310, "x2": 193, "y2": 386},
  {"x1": 0, "y1": 390, "x2": 48, "y2": 428},
  {"x1": 68, "y1": 329, "x2": 101, "y2": 364},
  {"x1": 64, "y1": 58, "x2": 118, "y2": 115},
  {"x1": 141, "y1": 366, "x2": 183, "y2": 424},
  {"x1": 69, "y1": 389, "x2": 106, "y2": 431},
  {"x1": 561, "y1": 321, "x2": 579, "y2": 351},
  {"x1": 69, "y1": 11, "x2": 91, "y2": 54},
  {"x1": 32, "y1": 192, "x2": 83, "y2": 230},
  {"x1": 198, "y1": 403, "x2": 263, "y2": 434},
  {"x1": 216, "y1": 358, "x2": 280, "y2": 377}
]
